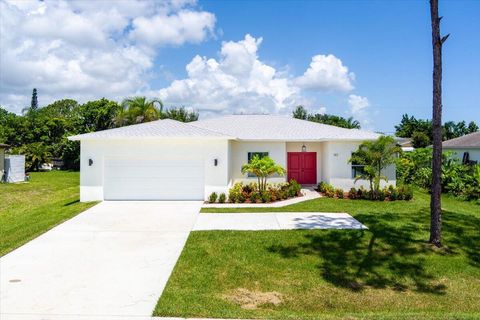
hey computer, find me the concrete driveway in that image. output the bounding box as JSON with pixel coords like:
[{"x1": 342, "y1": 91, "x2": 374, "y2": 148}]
[{"x1": 0, "y1": 201, "x2": 201, "y2": 320}]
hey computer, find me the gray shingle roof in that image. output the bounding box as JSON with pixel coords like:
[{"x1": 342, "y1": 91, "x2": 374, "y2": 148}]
[
  {"x1": 0, "y1": 143, "x2": 10, "y2": 148},
  {"x1": 68, "y1": 119, "x2": 231, "y2": 140},
  {"x1": 190, "y1": 115, "x2": 381, "y2": 141},
  {"x1": 442, "y1": 131, "x2": 480, "y2": 148}
]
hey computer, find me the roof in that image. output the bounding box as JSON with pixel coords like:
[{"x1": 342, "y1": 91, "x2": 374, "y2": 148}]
[
  {"x1": 0, "y1": 143, "x2": 10, "y2": 148},
  {"x1": 442, "y1": 131, "x2": 480, "y2": 149},
  {"x1": 68, "y1": 115, "x2": 382, "y2": 141},
  {"x1": 190, "y1": 115, "x2": 381, "y2": 141},
  {"x1": 68, "y1": 119, "x2": 231, "y2": 141}
]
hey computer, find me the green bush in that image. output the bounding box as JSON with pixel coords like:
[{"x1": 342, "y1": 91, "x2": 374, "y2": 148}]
[
  {"x1": 288, "y1": 179, "x2": 301, "y2": 197},
  {"x1": 218, "y1": 193, "x2": 226, "y2": 203},
  {"x1": 228, "y1": 183, "x2": 243, "y2": 203},
  {"x1": 348, "y1": 187, "x2": 357, "y2": 199},
  {"x1": 335, "y1": 188, "x2": 344, "y2": 199},
  {"x1": 208, "y1": 192, "x2": 218, "y2": 203},
  {"x1": 317, "y1": 181, "x2": 328, "y2": 193},
  {"x1": 261, "y1": 191, "x2": 271, "y2": 203},
  {"x1": 250, "y1": 191, "x2": 261, "y2": 203}
]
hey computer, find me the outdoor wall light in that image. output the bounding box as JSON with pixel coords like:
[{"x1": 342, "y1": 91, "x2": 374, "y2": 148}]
[
  {"x1": 214, "y1": 158, "x2": 218, "y2": 166},
  {"x1": 88, "y1": 158, "x2": 93, "y2": 166},
  {"x1": 301, "y1": 144, "x2": 307, "y2": 152}
]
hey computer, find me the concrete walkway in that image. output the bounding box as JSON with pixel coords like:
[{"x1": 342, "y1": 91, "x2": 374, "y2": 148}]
[
  {"x1": 194, "y1": 212, "x2": 367, "y2": 231},
  {"x1": 202, "y1": 188, "x2": 321, "y2": 208},
  {"x1": 0, "y1": 201, "x2": 202, "y2": 320}
]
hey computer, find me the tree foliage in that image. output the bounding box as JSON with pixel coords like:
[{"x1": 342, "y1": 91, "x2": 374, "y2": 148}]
[
  {"x1": 241, "y1": 155, "x2": 286, "y2": 192},
  {"x1": 395, "y1": 113, "x2": 478, "y2": 143},
  {"x1": 0, "y1": 95, "x2": 199, "y2": 171},
  {"x1": 349, "y1": 136, "x2": 401, "y2": 199},
  {"x1": 293, "y1": 105, "x2": 361, "y2": 129}
]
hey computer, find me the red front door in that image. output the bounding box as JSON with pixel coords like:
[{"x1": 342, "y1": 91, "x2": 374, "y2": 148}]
[{"x1": 287, "y1": 152, "x2": 317, "y2": 184}]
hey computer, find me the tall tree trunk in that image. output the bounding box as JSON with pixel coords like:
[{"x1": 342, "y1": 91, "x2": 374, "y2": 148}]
[{"x1": 429, "y1": 0, "x2": 448, "y2": 247}]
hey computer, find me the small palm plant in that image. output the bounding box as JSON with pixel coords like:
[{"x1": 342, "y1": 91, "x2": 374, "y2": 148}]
[
  {"x1": 349, "y1": 136, "x2": 401, "y2": 199},
  {"x1": 241, "y1": 155, "x2": 286, "y2": 192}
]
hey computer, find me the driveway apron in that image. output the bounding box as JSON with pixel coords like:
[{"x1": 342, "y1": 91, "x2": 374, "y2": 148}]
[{"x1": 0, "y1": 201, "x2": 201, "y2": 319}]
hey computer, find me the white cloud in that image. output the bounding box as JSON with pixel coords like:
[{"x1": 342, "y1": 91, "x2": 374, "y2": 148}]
[
  {"x1": 295, "y1": 54, "x2": 355, "y2": 91},
  {"x1": 130, "y1": 10, "x2": 215, "y2": 46},
  {"x1": 157, "y1": 34, "x2": 301, "y2": 114},
  {"x1": 0, "y1": 0, "x2": 216, "y2": 113},
  {"x1": 348, "y1": 94, "x2": 371, "y2": 128}
]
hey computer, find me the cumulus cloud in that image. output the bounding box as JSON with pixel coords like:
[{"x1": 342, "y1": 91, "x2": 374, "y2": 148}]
[
  {"x1": 295, "y1": 54, "x2": 355, "y2": 91},
  {"x1": 348, "y1": 94, "x2": 371, "y2": 128},
  {"x1": 157, "y1": 34, "x2": 301, "y2": 114},
  {"x1": 0, "y1": 0, "x2": 216, "y2": 113}
]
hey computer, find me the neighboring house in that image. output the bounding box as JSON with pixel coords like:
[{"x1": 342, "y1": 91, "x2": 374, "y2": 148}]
[
  {"x1": 396, "y1": 137, "x2": 414, "y2": 152},
  {"x1": 0, "y1": 143, "x2": 9, "y2": 181},
  {"x1": 442, "y1": 131, "x2": 480, "y2": 164},
  {"x1": 69, "y1": 115, "x2": 395, "y2": 202}
]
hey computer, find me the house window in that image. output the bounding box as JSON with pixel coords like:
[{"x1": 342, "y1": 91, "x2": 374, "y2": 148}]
[
  {"x1": 247, "y1": 152, "x2": 268, "y2": 177},
  {"x1": 351, "y1": 154, "x2": 366, "y2": 179}
]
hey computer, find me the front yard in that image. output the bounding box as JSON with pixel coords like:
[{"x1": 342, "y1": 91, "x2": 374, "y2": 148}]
[
  {"x1": 155, "y1": 191, "x2": 480, "y2": 319},
  {"x1": 0, "y1": 171, "x2": 97, "y2": 256}
]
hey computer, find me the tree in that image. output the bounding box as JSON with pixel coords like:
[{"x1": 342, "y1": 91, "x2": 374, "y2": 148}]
[
  {"x1": 293, "y1": 105, "x2": 361, "y2": 129},
  {"x1": 31, "y1": 88, "x2": 38, "y2": 111},
  {"x1": 395, "y1": 114, "x2": 433, "y2": 139},
  {"x1": 241, "y1": 155, "x2": 286, "y2": 192},
  {"x1": 292, "y1": 105, "x2": 308, "y2": 120},
  {"x1": 78, "y1": 98, "x2": 121, "y2": 132},
  {"x1": 467, "y1": 121, "x2": 479, "y2": 134},
  {"x1": 429, "y1": 0, "x2": 449, "y2": 247},
  {"x1": 163, "y1": 106, "x2": 199, "y2": 122},
  {"x1": 121, "y1": 96, "x2": 163, "y2": 124},
  {"x1": 349, "y1": 136, "x2": 401, "y2": 199},
  {"x1": 411, "y1": 131, "x2": 431, "y2": 148}
]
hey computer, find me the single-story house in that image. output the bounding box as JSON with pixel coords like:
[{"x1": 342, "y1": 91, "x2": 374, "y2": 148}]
[
  {"x1": 69, "y1": 115, "x2": 395, "y2": 202},
  {"x1": 0, "y1": 143, "x2": 9, "y2": 181},
  {"x1": 442, "y1": 131, "x2": 480, "y2": 164}
]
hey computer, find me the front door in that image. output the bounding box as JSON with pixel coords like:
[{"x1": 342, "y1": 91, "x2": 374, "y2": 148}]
[{"x1": 287, "y1": 152, "x2": 317, "y2": 184}]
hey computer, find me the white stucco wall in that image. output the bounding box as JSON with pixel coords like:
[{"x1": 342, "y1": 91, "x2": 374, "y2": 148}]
[
  {"x1": 321, "y1": 141, "x2": 396, "y2": 190},
  {"x1": 230, "y1": 141, "x2": 287, "y2": 184},
  {"x1": 443, "y1": 148, "x2": 480, "y2": 163},
  {"x1": 80, "y1": 139, "x2": 230, "y2": 202}
]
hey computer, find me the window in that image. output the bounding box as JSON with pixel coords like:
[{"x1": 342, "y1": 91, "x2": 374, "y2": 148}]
[
  {"x1": 351, "y1": 153, "x2": 366, "y2": 179},
  {"x1": 246, "y1": 152, "x2": 268, "y2": 177}
]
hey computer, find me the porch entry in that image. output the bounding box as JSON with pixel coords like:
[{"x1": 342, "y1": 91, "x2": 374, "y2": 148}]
[{"x1": 287, "y1": 152, "x2": 317, "y2": 184}]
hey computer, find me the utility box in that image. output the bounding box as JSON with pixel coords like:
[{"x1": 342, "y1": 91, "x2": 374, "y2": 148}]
[{"x1": 4, "y1": 155, "x2": 25, "y2": 183}]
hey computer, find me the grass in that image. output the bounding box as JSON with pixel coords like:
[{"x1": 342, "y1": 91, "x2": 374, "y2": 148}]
[
  {"x1": 155, "y1": 190, "x2": 480, "y2": 319},
  {"x1": 0, "y1": 171, "x2": 97, "y2": 256}
]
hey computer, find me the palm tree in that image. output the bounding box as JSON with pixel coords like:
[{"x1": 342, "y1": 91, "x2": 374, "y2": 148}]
[
  {"x1": 429, "y1": 0, "x2": 449, "y2": 247},
  {"x1": 121, "y1": 97, "x2": 163, "y2": 124},
  {"x1": 349, "y1": 136, "x2": 401, "y2": 199},
  {"x1": 241, "y1": 155, "x2": 286, "y2": 192}
]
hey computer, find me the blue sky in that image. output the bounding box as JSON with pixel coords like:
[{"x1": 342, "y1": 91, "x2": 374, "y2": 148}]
[{"x1": 1, "y1": 0, "x2": 479, "y2": 133}]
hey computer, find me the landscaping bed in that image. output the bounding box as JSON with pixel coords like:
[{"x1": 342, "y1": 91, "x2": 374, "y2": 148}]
[
  {"x1": 207, "y1": 180, "x2": 302, "y2": 204},
  {"x1": 317, "y1": 181, "x2": 414, "y2": 201}
]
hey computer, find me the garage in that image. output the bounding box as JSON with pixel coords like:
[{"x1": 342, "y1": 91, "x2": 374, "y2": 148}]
[{"x1": 103, "y1": 157, "x2": 204, "y2": 200}]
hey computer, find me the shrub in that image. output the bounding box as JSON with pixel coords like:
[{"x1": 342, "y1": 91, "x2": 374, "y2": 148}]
[
  {"x1": 261, "y1": 191, "x2": 271, "y2": 203},
  {"x1": 335, "y1": 188, "x2": 344, "y2": 199},
  {"x1": 348, "y1": 187, "x2": 357, "y2": 199},
  {"x1": 399, "y1": 185, "x2": 414, "y2": 201},
  {"x1": 228, "y1": 182, "x2": 243, "y2": 203},
  {"x1": 389, "y1": 185, "x2": 399, "y2": 201},
  {"x1": 317, "y1": 181, "x2": 328, "y2": 193},
  {"x1": 218, "y1": 193, "x2": 226, "y2": 203},
  {"x1": 250, "y1": 191, "x2": 261, "y2": 203},
  {"x1": 208, "y1": 192, "x2": 218, "y2": 203},
  {"x1": 288, "y1": 179, "x2": 302, "y2": 197}
]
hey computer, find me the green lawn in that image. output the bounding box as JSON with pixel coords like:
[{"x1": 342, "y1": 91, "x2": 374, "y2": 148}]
[
  {"x1": 155, "y1": 191, "x2": 480, "y2": 319},
  {"x1": 0, "y1": 171, "x2": 97, "y2": 256}
]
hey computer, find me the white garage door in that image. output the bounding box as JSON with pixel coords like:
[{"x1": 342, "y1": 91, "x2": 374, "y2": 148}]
[{"x1": 103, "y1": 157, "x2": 204, "y2": 200}]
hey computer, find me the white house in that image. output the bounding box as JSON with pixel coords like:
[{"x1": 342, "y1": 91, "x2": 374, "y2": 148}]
[
  {"x1": 69, "y1": 115, "x2": 395, "y2": 202},
  {"x1": 442, "y1": 131, "x2": 480, "y2": 164}
]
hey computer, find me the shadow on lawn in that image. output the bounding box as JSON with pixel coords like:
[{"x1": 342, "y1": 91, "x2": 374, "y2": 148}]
[{"x1": 268, "y1": 208, "x2": 479, "y2": 294}]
